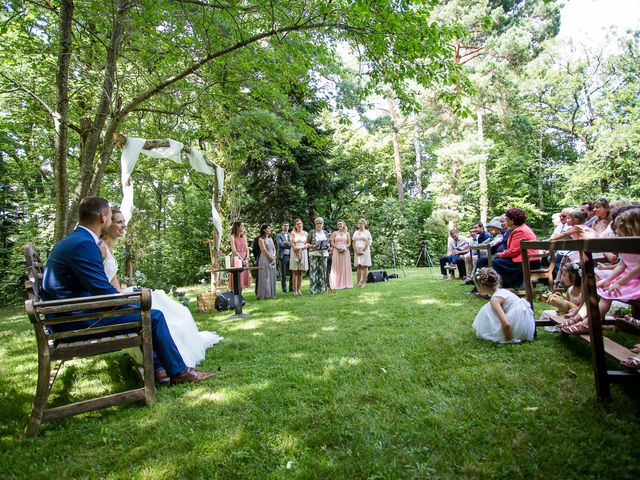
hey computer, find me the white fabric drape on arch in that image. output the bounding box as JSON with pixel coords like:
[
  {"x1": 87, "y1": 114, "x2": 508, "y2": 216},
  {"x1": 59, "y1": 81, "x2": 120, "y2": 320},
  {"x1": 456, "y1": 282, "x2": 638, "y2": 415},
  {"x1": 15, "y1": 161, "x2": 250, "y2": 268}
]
[{"x1": 119, "y1": 137, "x2": 224, "y2": 250}]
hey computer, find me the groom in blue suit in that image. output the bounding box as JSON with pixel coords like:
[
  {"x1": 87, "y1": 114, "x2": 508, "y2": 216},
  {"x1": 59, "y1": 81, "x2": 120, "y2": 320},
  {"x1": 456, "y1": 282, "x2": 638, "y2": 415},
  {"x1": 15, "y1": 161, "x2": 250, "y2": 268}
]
[{"x1": 42, "y1": 196, "x2": 215, "y2": 384}]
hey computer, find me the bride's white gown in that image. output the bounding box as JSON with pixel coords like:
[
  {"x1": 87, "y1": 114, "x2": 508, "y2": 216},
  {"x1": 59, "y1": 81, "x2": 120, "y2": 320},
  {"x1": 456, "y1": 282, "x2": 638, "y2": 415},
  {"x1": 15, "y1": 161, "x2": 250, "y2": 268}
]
[{"x1": 104, "y1": 248, "x2": 222, "y2": 367}]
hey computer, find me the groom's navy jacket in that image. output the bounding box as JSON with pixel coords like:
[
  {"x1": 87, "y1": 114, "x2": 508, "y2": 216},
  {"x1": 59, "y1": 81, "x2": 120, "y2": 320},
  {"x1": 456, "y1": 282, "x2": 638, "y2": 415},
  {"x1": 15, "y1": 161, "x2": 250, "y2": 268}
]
[
  {"x1": 42, "y1": 227, "x2": 118, "y2": 301},
  {"x1": 42, "y1": 227, "x2": 188, "y2": 376}
]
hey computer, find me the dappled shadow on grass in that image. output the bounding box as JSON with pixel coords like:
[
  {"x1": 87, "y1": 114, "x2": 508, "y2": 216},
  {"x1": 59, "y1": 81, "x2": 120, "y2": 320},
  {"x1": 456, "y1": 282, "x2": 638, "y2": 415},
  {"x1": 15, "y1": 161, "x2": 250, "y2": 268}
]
[{"x1": 2, "y1": 270, "x2": 640, "y2": 478}]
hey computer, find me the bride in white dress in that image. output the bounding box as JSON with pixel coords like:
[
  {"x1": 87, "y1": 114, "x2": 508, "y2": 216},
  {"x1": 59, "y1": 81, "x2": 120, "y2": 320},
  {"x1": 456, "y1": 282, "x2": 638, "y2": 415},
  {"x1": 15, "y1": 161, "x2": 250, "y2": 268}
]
[{"x1": 101, "y1": 209, "x2": 222, "y2": 367}]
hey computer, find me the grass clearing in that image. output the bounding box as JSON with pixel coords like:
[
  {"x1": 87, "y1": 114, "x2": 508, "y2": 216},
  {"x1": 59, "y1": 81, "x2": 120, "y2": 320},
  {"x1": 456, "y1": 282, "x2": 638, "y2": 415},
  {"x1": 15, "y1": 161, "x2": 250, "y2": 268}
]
[{"x1": 1, "y1": 268, "x2": 639, "y2": 479}]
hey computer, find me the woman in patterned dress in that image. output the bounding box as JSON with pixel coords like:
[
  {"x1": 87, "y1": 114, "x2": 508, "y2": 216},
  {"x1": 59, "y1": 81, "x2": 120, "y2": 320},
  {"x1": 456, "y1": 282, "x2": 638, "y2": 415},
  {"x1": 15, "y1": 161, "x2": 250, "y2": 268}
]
[{"x1": 308, "y1": 217, "x2": 330, "y2": 294}]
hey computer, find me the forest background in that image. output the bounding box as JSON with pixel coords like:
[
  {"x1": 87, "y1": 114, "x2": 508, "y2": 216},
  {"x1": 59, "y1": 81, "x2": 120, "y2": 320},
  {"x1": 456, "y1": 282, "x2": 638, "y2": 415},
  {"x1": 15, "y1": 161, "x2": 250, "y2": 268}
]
[{"x1": 1, "y1": 0, "x2": 639, "y2": 303}]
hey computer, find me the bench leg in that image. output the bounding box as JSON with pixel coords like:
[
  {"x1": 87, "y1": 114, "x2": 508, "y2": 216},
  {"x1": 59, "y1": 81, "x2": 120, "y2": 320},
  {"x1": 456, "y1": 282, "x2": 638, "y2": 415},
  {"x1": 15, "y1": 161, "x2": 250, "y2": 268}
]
[{"x1": 26, "y1": 353, "x2": 52, "y2": 437}]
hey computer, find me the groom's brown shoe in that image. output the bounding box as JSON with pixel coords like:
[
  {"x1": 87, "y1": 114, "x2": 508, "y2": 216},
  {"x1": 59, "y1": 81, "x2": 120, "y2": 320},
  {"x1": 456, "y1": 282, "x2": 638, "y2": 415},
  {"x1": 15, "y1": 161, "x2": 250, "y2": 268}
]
[
  {"x1": 154, "y1": 369, "x2": 170, "y2": 385},
  {"x1": 170, "y1": 368, "x2": 216, "y2": 385}
]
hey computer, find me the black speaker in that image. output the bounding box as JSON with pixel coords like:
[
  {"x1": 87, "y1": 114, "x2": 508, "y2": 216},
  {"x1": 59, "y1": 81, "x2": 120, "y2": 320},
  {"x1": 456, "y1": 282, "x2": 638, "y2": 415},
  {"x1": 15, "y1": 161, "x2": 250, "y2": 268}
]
[
  {"x1": 367, "y1": 271, "x2": 388, "y2": 283},
  {"x1": 215, "y1": 291, "x2": 246, "y2": 311}
]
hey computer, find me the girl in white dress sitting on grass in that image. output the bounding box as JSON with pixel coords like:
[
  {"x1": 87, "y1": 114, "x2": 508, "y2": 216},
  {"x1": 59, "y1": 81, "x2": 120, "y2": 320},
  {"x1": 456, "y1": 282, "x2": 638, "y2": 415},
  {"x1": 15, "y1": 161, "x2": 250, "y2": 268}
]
[{"x1": 472, "y1": 268, "x2": 535, "y2": 343}]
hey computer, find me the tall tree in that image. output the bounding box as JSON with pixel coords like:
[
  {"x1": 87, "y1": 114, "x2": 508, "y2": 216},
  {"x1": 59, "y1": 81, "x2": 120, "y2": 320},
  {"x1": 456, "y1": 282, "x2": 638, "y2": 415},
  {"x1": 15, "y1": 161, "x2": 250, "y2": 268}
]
[{"x1": 1, "y1": 0, "x2": 466, "y2": 239}]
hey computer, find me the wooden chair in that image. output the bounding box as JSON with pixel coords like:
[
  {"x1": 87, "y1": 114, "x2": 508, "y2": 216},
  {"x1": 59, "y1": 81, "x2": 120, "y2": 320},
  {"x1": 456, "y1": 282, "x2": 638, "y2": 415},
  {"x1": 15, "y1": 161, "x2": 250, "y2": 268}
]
[
  {"x1": 521, "y1": 241, "x2": 557, "y2": 311},
  {"x1": 469, "y1": 244, "x2": 493, "y2": 268},
  {"x1": 24, "y1": 244, "x2": 155, "y2": 437}
]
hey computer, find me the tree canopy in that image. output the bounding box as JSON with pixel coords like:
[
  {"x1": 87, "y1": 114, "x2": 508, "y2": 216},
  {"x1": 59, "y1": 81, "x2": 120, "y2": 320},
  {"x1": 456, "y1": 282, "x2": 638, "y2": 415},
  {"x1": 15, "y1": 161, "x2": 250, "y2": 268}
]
[{"x1": 1, "y1": 0, "x2": 639, "y2": 302}]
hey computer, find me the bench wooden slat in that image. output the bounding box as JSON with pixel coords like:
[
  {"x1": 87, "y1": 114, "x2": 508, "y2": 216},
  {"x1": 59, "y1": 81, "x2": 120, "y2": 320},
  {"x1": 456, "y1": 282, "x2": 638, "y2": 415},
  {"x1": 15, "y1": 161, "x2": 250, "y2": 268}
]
[
  {"x1": 41, "y1": 308, "x2": 141, "y2": 326},
  {"x1": 47, "y1": 322, "x2": 142, "y2": 341},
  {"x1": 42, "y1": 388, "x2": 147, "y2": 422},
  {"x1": 50, "y1": 336, "x2": 142, "y2": 361},
  {"x1": 36, "y1": 298, "x2": 142, "y2": 315},
  {"x1": 576, "y1": 335, "x2": 636, "y2": 364}
]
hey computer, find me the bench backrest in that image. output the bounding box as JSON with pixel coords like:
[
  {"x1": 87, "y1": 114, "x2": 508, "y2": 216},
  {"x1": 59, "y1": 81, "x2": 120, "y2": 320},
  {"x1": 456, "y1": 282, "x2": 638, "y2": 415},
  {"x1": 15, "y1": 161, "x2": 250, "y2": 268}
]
[{"x1": 24, "y1": 244, "x2": 44, "y2": 302}]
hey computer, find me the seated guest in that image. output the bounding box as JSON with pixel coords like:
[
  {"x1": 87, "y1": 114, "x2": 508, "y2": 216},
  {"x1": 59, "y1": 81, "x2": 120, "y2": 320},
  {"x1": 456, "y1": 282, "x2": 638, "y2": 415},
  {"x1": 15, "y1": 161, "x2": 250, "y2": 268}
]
[
  {"x1": 581, "y1": 201, "x2": 597, "y2": 228},
  {"x1": 464, "y1": 217, "x2": 503, "y2": 285},
  {"x1": 553, "y1": 210, "x2": 597, "y2": 242},
  {"x1": 42, "y1": 197, "x2": 215, "y2": 384},
  {"x1": 491, "y1": 208, "x2": 539, "y2": 289},
  {"x1": 461, "y1": 227, "x2": 479, "y2": 282},
  {"x1": 591, "y1": 197, "x2": 611, "y2": 235},
  {"x1": 474, "y1": 222, "x2": 491, "y2": 244},
  {"x1": 549, "y1": 208, "x2": 573, "y2": 278},
  {"x1": 439, "y1": 229, "x2": 469, "y2": 280},
  {"x1": 560, "y1": 208, "x2": 640, "y2": 336}
]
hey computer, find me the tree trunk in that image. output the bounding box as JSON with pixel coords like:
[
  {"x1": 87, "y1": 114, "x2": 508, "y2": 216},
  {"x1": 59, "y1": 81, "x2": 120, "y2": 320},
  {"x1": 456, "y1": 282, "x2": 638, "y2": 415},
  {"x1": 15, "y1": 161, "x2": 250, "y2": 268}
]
[
  {"x1": 413, "y1": 117, "x2": 423, "y2": 197},
  {"x1": 53, "y1": 0, "x2": 74, "y2": 241},
  {"x1": 387, "y1": 95, "x2": 404, "y2": 202},
  {"x1": 537, "y1": 134, "x2": 544, "y2": 209},
  {"x1": 477, "y1": 109, "x2": 488, "y2": 225},
  {"x1": 66, "y1": 0, "x2": 132, "y2": 232}
]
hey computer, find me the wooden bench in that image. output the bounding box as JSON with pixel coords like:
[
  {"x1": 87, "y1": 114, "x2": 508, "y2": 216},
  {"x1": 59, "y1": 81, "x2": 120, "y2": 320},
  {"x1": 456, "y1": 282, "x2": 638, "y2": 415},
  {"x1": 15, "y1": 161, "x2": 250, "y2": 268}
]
[
  {"x1": 24, "y1": 244, "x2": 156, "y2": 437},
  {"x1": 524, "y1": 238, "x2": 640, "y2": 401}
]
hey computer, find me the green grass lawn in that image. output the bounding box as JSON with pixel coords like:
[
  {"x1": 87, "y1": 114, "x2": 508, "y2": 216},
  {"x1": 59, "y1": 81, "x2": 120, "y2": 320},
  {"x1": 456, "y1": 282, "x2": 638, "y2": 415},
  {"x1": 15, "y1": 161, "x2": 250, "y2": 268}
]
[{"x1": 1, "y1": 268, "x2": 639, "y2": 479}]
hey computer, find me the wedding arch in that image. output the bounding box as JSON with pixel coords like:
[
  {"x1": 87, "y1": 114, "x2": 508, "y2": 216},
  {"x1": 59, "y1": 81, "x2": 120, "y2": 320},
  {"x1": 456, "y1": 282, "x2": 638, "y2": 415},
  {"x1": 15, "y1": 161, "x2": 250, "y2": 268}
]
[{"x1": 115, "y1": 134, "x2": 224, "y2": 290}]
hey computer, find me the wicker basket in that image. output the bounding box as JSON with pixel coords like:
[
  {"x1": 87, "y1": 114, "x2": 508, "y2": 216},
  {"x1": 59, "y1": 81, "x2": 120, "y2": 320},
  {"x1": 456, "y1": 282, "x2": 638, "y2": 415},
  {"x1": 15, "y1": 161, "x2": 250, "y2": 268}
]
[{"x1": 197, "y1": 292, "x2": 217, "y2": 313}]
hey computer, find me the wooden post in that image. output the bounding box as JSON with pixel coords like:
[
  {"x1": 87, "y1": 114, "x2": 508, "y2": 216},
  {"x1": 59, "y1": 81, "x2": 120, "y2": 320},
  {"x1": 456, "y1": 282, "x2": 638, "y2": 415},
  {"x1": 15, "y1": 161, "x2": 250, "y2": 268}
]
[{"x1": 581, "y1": 249, "x2": 610, "y2": 402}]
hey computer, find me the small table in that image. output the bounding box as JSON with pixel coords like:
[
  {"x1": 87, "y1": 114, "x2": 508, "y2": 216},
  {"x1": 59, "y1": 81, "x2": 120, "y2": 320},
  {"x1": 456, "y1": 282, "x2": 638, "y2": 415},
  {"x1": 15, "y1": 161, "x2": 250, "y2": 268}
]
[{"x1": 208, "y1": 266, "x2": 257, "y2": 320}]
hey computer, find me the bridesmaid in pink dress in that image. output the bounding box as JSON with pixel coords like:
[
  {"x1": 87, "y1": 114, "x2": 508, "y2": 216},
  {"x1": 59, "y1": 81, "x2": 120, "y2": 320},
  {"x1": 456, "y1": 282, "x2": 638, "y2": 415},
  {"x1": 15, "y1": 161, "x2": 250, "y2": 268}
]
[
  {"x1": 230, "y1": 221, "x2": 251, "y2": 289},
  {"x1": 329, "y1": 219, "x2": 353, "y2": 290}
]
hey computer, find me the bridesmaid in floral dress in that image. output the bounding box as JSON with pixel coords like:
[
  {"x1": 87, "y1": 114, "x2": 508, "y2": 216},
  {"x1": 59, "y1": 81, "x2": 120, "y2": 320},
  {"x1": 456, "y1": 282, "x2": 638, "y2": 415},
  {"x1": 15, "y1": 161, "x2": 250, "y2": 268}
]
[
  {"x1": 230, "y1": 221, "x2": 251, "y2": 289},
  {"x1": 329, "y1": 219, "x2": 353, "y2": 290}
]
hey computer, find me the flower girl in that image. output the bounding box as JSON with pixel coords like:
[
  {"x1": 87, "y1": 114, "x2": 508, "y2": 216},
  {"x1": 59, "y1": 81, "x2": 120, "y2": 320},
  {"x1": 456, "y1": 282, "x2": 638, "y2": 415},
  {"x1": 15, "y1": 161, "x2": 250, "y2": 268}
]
[{"x1": 472, "y1": 268, "x2": 535, "y2": 343}]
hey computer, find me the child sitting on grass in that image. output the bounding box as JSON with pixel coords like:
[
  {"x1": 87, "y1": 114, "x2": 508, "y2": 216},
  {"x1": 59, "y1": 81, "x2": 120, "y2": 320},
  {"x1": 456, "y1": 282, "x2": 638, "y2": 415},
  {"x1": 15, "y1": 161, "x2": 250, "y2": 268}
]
[{"x1": 472, "y1": 268, "x2": 535, "y2": 343}]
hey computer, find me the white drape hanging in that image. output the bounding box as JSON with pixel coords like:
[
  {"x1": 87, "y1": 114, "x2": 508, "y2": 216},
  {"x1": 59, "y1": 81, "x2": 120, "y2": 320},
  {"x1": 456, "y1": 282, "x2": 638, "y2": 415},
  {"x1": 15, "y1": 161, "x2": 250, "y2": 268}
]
[{"x1": 119, "y1": 137, "x2": 224, "y2": 250}]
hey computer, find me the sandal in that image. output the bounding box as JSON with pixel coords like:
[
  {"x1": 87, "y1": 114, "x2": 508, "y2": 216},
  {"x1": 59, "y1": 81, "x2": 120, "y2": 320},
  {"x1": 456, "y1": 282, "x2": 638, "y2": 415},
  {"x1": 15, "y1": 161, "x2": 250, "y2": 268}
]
[
  {"x1": 620, "y1": 356, "x2": 640, "y2": 370},
  {"x1": 561, "y1": 323, "x2": 589, "y2": 335},
  {"x1": 558, "y1": 316, "x2": 581, "y2": 328}
]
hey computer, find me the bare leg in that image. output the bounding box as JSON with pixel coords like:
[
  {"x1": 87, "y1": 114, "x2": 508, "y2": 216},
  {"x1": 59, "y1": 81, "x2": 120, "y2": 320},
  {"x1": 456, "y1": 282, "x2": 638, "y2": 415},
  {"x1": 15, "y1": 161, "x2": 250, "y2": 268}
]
[{"x1": 362, "y1": 267, "x2": 369, "y2": 287}]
